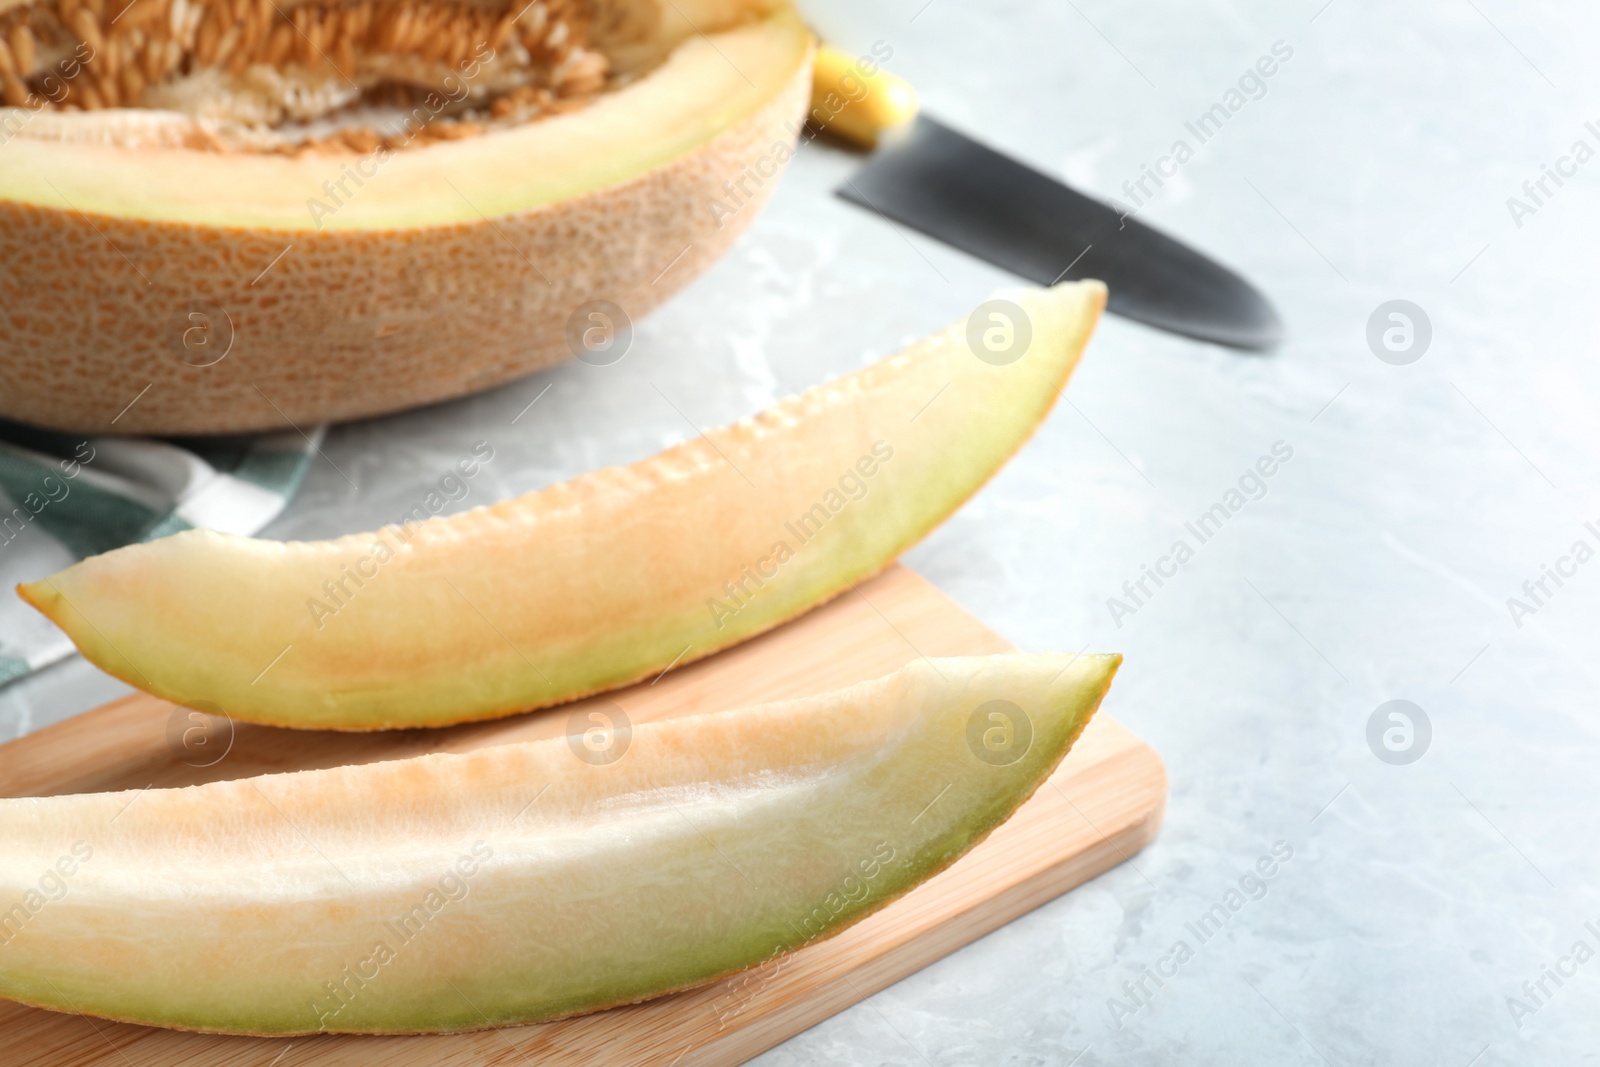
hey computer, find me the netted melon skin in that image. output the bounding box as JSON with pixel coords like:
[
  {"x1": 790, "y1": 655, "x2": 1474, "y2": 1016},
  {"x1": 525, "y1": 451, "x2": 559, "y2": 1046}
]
[{"x1": 0, "y1": 56, "x2": 809, "y2": 435}]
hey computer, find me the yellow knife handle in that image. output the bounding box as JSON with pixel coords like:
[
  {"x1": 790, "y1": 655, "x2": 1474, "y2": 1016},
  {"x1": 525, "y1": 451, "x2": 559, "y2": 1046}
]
[{"x1": 809, "y1": 43, "x2": 919, "y2": 149}]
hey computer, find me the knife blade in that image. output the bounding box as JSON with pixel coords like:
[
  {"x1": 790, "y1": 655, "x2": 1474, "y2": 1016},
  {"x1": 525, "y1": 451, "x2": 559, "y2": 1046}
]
[
  {"x1": 810, "y1": 49, "x2": 1283, "y2": 351},
  {"x1": 838, "y1": 115, "x2": 1282, "y2": 351}
]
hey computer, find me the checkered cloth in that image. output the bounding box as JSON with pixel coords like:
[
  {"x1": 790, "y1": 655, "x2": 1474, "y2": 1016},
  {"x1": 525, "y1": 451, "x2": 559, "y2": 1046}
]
[{"x1": 0, "y1": 420, "x2": 322, "y2": 689}]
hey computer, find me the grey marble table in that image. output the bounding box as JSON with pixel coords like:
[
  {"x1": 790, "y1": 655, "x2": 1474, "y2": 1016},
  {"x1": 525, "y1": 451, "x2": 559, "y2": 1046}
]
[{"x1": 5, "y1": 0, "x2": 1599, "y2": 1062}]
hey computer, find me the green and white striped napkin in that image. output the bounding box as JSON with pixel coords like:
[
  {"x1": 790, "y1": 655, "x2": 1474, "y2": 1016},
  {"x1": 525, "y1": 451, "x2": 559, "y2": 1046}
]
[{"x1": 0, "y1": 421, "x2": 322, "y2": 689}]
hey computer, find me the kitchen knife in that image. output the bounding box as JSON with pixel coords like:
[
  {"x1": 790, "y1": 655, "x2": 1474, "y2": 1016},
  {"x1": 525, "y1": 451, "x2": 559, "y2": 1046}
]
[{"x1": 812, "y1": 46, "x2": 1284, "y2": 351}]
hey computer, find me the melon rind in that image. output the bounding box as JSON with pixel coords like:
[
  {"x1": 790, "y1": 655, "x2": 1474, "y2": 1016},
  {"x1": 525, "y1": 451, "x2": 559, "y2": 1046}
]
[
  {"x1": 19, "y1": 281, "x2": 1108, "y2": 730},
  {"x1": 0, "y1": 652, "x2": 1119, "y2": 1035},
  {"x1": 0, "y1": 6, "x2": 814, "y2": 434}
]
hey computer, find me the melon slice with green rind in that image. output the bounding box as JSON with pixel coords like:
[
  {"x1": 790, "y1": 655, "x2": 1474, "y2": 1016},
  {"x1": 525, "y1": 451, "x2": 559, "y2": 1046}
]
[
  {"x1": 19, "y1": 281, "x2": 1107, "y2": 730},
  {"x1": 0, "y1": 651, "x2": 1118, "y2": 1035}
]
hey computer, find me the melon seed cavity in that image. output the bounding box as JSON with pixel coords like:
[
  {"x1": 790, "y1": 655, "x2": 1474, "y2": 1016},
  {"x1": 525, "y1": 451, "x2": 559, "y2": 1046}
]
[{"x1": 0, "y1": 0, "x2": 616, "y2": 153}]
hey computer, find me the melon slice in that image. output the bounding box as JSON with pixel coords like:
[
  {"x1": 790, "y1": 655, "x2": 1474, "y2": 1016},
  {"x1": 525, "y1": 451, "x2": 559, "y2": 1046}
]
[
  {"x1": 0, "y1": 652, "x2": 1119, "y2": 1035},
  {"x1": 20, "y1": 281, "x2": 1106, "y2": 730},
  {"x1": 0, "y1": 0, "x2": 813, "y2": 433},
  {"x1": 20, "y1": 282, "x2": 1106, "y2": 730}
]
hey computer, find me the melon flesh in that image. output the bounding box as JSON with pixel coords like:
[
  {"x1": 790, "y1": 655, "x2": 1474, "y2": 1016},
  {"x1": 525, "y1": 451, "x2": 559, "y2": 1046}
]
[
  {"x1": 0, "y1": 0, "x2": 809, "y2": 228},
  {"x1": 20, "y1": 282, "x2": 1107, "y2": 730},
  {"x1": 0, "y1": 652, "x2": 1119, "y2": 1035}
]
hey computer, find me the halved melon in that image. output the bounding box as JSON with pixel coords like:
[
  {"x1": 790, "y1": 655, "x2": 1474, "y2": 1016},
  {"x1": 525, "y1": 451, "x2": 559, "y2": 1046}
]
[
  {"x1": 20, "y1": 282, "x2": 1107, "y2": 730},
  {"x1": 0, "y1": 652, "x2": 1119, "y2": 1034},
  {"x1": 0, "y1": 0, "x2": 812, "y2": 433}
]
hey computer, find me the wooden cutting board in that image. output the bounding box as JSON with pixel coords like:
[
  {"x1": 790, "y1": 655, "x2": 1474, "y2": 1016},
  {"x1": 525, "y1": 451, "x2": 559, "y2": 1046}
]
[{"x1": 0, "y1": 565, "x2": 1165, "y2": 1067}]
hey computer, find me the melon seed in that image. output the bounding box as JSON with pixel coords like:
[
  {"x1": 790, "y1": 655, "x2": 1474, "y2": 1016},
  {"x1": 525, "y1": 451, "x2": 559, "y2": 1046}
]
[{"x1": 0, "y1": 0, "x2": 611, "y2": 156}]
